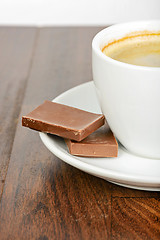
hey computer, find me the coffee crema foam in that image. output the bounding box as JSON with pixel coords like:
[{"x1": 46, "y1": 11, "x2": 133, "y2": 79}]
[{"x1": 102, "y1": 32, "x2": 160, "y2": 67}]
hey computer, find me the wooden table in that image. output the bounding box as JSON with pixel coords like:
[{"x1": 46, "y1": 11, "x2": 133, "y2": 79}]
[{"x1": 0, "y1": 27, "x2": 160, "y2": 240}]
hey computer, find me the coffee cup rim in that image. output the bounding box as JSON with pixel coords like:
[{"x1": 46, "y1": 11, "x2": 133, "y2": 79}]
[{"x1": 92, "y1": 20, "x2": 160, "y2": 71}]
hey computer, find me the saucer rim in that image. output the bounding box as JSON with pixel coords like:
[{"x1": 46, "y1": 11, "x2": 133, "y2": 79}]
[{"x1": 39, "y1": 81, "x2": 160, "y2": 187}]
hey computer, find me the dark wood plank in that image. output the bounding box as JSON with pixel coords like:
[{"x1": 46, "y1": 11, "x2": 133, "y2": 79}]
[
  {"x1": 112, "y1": 197, "x2": 160, "y2": 240},
  {"x1": 0, "y1": 27, "x2": 113, "y2": 240},
  {"x1": 0, "y1": 27, "x2": 37, "y2": 198},
  {"x1": 21, "y1": 26, "x2": 104, "y2": 106},
  {"x1": 111, "y1": 184, "x2": 160, "y2": 198}
]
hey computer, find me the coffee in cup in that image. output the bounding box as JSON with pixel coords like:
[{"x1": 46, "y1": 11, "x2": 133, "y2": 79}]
[{"x1": 102, "y1": 31, "x2": 160, "y2": 67}]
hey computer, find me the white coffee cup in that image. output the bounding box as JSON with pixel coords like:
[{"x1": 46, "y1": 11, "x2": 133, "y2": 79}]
[{"x1": 92, "y1": 20, "x2": 160, "y2": 159}]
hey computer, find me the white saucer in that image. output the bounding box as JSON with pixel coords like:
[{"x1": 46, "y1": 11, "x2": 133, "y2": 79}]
[{"x1": 39, "y1": 81, "x2": 160, "y2": 191}]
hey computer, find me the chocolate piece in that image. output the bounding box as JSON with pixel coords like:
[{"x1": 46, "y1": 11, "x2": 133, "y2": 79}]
[
  {"x1": 22, "y1": 101, "x2": 105, "y2": 141},
  {"x1": 65, "y1": 124, "x2": 118, "y2": 157}
]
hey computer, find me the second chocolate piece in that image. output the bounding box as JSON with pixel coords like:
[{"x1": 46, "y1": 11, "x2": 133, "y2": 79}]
[{"x1": 65, "y1": 124, "x2": 118, "y2": 157}]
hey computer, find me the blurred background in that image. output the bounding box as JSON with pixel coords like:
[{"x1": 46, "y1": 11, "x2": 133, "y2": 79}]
[{"x1": 0, "y1": 0, "x2": 159, "y2": 26}]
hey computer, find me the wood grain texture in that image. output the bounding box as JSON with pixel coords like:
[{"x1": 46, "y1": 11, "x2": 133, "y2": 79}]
[
  {"x1": 0, "y1": 27, "x2": 37, "y2": 198},
  {"x1": 0, "y1": 27, "x2": 112, "y2": 240},
  {"x1": 112, "y1": 197, "x2": 160, "y2": 240},
  {"x1": 111, "y1": 184, "x2": 160, "y2": 198}
]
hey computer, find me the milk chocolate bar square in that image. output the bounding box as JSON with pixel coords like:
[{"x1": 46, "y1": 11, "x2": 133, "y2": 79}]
[
  {"x1": 65, "y1": 124, "x2": 118, "y2": 157},
  {"x1": 22, "y1": 101, "x2": 105, "y2": 141}
]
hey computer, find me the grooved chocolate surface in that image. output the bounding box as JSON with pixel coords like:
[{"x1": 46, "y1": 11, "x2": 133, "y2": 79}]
[
  {"x1": 0, "y1": 27, "x2": 159, "y2": 240},
  {"x1": 22, "y1": 100, "x2": 105, "y2": 141},
  {"x1": 65, "y1": 124, "x2": 118, "y2": 157}
]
